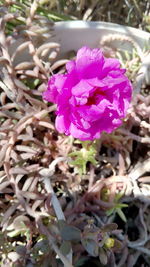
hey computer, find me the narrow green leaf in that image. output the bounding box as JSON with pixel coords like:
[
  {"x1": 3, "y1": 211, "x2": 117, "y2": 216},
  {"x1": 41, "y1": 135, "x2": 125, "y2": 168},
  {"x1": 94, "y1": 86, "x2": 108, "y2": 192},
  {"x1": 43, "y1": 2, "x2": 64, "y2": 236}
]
[
  {"x1": 114, "y1": 192, "x2": 123, "y2": 202},
  {"x1": 117, "y1": 203, "x2": 128, "y2": 208},
  {"x1": 116, "y1": 208, "x2": 127, "y2": 222},
  {"x1": 106, "y1": 208, "x2": 115, "y2": 216}
]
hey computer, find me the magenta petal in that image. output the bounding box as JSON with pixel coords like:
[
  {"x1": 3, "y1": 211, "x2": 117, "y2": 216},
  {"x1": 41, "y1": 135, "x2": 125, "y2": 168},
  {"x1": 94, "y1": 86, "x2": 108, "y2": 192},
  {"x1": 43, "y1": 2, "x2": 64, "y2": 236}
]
[
  {"x1": 69, "y1": 123, "x2": 91, "y2": 140},
  {"x1": 77, "y1": 104, "x2": 106, "y2": 122},
  {"x1": 54, "y1": 75, "x2": 67, "y2": 93},
  {"x1": 87, "y1": 77, "x2": 105, "y2": 87},
  {"x1": 72, "y1": 79, "x2": 93, "y2": 96},
  {"x1": 43, "y1": 74, "x2": 67, "y2": 103},
  {"x1": 76, "y1": 46, "x2": 104, "y2": 78},
  {"x1": 66, "y1": 60, "x2": 76, "y2": 73},
  {"x1": 103, "y1": 58, "x2": 120, "y2": 72},
  {"x1": 76, "y1": 46, "x2": 103, "y2": 63},
  {"x1": 55, "y1": 114, "x2": 70, "y2": 135},
  {"x1": 42, "y1": 46, "x2": 132, "y2": 141}
]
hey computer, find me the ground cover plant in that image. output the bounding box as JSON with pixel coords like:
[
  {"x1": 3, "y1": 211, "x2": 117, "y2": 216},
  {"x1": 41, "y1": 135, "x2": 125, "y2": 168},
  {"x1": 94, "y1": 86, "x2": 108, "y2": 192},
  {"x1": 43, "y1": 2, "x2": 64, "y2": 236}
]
[{"x1": 0, "y1": 0, "x2": 150, "y2": 266}]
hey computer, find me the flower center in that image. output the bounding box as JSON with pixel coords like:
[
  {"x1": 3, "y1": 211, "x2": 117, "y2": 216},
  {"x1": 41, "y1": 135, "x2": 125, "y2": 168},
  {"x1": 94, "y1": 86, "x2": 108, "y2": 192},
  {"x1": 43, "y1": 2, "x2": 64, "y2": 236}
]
[{"x1": 87, "y1": 88, "x2": 105, "y2": 105}]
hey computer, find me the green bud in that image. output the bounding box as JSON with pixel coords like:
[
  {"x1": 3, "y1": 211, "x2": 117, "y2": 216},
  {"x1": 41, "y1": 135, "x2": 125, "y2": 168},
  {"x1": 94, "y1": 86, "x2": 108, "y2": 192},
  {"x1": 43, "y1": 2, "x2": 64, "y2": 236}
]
[{"x1": 104, "y1": 238, "x2": 115, "y2": 249}]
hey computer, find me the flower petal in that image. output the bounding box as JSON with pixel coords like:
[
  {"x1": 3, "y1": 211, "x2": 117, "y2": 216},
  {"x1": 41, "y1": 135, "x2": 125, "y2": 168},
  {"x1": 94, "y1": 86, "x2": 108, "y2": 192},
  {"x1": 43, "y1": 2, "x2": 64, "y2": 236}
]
[
  {"x1": 66, "y1": 60, "x2": 76, "y2": 73},
  {"x1": 42, "y1": 46, "x2": 132, "y2": 141},
  {"x1": 55, "y1": 114, "x2": 70, "y2": 135},
  {"x1": 69, "y1": 123, "x2": 91, "y2": 140},
  {"x1": 43, "y1": 74, "x2": 67, "y2": 103},
  {"x1": 72, "y1": 79, "x2": 94, "y2": 96},
  {"x1": 76, "y1": 46, "x2": 104, "y2": 79}
]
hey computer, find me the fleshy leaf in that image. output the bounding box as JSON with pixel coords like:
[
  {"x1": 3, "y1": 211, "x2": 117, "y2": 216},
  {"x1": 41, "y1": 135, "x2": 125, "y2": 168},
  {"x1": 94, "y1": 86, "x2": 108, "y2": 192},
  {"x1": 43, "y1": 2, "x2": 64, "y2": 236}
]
[
  {"x1": 99, "y1": 247, "x2": 108, "y2": 265},
  {"x1": 60, "y1": 225, "x2": 81, "y2": 242},
  {"x1": 101, "y1": 223, "x2": 118, "y2": 233},
  {"x1": 60, "y1": 241, "x2": 72, "y2": 255},
  {"x1": 112, "y1": 239, "x2": 122, "y2": 251},
  {"x1": 81, "y1": 239, "x2": 99, "y2": 257}
]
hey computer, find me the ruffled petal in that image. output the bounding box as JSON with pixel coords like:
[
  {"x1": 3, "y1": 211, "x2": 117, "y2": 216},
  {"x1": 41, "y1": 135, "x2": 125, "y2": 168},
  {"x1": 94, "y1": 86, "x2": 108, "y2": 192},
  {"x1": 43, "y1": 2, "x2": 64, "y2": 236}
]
[
  {"x1": 76, "y1": 46, "x2": 104, "y2": 79},
  {"x1": 69, "y1": 123, "x2": 91, "y2": 140},
  {"x1": 43, "y1": 74, "x2": 67, "y2": 103},
  {"x1": 72, "y1": 79, "x2": 94, "y2": 96},
  {"x1": 55, "y1": 114, "x2": 71, "y2": 135},
  {"x1": 66, "y1": 60, "x2": 76, "y2": 73},
  {"x1": 76, "y1": 103, "x2": 108, "y2": 122},
  {"x1": 43, "y1": 46, "x2": 132, "y2": 141}
]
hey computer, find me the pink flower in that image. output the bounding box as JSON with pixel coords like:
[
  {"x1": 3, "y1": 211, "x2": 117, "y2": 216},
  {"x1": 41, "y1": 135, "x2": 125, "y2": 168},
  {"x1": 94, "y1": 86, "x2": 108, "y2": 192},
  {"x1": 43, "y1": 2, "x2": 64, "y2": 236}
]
[{"x1": 43, "y1": 46, "x2": 132, "y2": 141}]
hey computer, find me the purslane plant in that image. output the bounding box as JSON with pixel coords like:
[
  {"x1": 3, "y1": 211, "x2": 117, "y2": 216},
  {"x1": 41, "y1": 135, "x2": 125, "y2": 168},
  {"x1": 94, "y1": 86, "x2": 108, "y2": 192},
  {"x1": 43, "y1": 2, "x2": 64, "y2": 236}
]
[{"x1": 43, "y1": 46, "x2": 132, "y2": 141}]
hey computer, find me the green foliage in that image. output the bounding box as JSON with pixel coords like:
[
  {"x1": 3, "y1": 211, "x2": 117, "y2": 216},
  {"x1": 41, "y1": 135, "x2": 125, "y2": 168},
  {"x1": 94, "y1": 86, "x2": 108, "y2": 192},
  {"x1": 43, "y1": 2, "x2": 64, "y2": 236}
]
[
  {"x1": 32, "y1": 238, "x2": 49, "y2": 255},
  {"x1": 81, "y1": 222, "x2": 122, "y2": 265},
  {"x1": 37, "y1": 6, "x2": 75, "y2": 21},
  {"x1": 74, "y1": 257, "x2": 90, "y2": 267},
  {"x1": 69, "y1": 141, "x2": 98, "y2": 175},
  {"x1": 60, "y1": 241, "x2": 72, "y2": 256},
  {"x1": 58, "y1": 220, "x2": 81, "y2": 242},
  {"x1": 106, "y1": 193, "x2": 128, "y2": 222},
  {"x1": 60, "y1": 224, "x2": 81, "y2": 242},
  {"x1": 116, "y1": 48, "x2": 141, "y2": 81},
  {"x1": 58, "y1": 219, "x2": 121, "y2": 265}
]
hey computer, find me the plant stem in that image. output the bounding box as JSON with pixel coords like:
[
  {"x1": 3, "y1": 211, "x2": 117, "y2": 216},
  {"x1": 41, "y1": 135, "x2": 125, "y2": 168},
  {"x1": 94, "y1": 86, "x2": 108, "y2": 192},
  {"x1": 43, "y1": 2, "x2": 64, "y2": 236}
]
[
  {"x1": 37, "y1": 219, "x2": 74, "y2": 267},
  {"x1": 43, "y1": 175, "x2": 73, "y2": 265}
]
